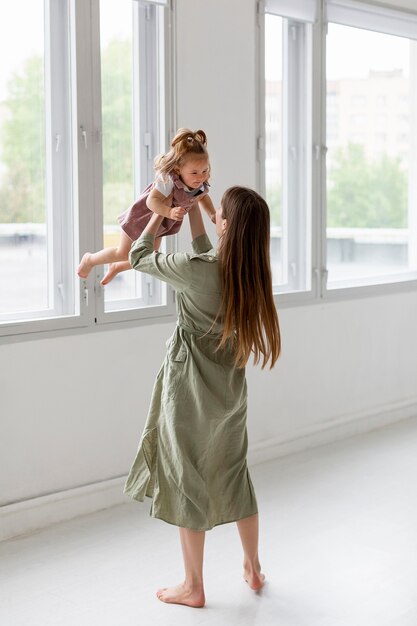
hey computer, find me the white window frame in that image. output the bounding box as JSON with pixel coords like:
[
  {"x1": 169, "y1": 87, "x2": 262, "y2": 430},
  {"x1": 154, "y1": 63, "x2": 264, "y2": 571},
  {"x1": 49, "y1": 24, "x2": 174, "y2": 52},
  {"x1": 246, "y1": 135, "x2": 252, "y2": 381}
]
[
  {"x1": 259, "y1": 0, "x2": 315, "y2": 306},
  {"x1": 93, "y1": 0, "x2": 175, "y2": 323},
  {"x1": 323, "y1": 0, "x2": 417, "y2": 300},
  {"x1": 260, "y1": 0, "x2": 417, "y2": 308},
  {"x1": 0, "y1": 0, "x2": 175, "y2": 339}
]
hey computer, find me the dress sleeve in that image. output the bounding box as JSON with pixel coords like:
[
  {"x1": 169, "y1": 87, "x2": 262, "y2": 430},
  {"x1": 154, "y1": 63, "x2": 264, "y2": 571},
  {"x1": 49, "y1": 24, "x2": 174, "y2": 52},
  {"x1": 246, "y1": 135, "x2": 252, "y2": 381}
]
[
  {"x1": 129, "y1": 234, "x2": 192, "y2": 292},
  {"x1": 191, "y1": 234, "x2": 213, "y2": 255}
]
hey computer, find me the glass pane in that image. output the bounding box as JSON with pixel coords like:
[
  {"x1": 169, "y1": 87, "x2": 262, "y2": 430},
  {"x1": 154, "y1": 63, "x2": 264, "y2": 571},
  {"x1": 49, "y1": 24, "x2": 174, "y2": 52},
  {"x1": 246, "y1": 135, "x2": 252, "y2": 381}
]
[
  {"x1": 265, "y1": 14, "x2": 283, "y2": 287},
  {"x1": 100, "y1": 0, "x2": 143, "y2": 306},
  {"x1": 326, "y1": 24, "x2": 417, "y2": 287},
  {"x1": 0, "y1": 1, "x2": 47, "y2": 315}
]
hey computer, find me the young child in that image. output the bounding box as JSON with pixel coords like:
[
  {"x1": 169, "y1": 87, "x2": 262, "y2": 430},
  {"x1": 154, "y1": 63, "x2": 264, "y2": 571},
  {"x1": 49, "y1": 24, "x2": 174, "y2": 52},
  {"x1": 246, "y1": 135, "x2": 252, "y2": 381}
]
[{"x1": 77, "y1": 128, "x2": 216, "y2": 285}]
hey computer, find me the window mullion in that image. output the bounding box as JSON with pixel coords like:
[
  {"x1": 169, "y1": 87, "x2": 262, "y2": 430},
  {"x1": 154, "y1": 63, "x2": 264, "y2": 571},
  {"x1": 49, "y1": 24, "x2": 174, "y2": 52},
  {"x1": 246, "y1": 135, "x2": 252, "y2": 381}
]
[
  {"x1": 45, "y1": 0, "x2": 74, "y2": 317},
  {"x1": 286, "y1": 20, "x2": 309, "y2": 293},
  {"x1": 281, "y1": 19, "x2": 291, "y2": 288},
  {"x1": 312, "y1": 3, "x2": 327, "y2": 299},
  {"x1": 71, "y1": 0, "x2": 98, "y2": 325}
]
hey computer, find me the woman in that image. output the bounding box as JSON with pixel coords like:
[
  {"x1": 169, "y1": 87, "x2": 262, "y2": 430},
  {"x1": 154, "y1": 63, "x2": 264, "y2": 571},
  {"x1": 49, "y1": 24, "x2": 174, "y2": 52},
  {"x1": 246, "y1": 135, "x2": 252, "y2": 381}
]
[{"x1": 124, "y1": 186, "x2": 281, "y2": 607}]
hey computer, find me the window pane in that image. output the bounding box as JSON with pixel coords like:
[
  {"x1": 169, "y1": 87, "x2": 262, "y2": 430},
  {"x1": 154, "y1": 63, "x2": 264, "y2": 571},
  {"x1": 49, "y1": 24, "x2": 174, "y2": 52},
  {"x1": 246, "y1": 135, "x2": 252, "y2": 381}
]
[
  {"x1": 265, "y1": 16, "x2": 311, "y2": 294},
  {"x1": 100, "y1": 0, "x2": 139, "y2": 305},
  {"x1": 326, "y1": 24, "x2": 417, "y2": 287},
  {"x1": 265, "y1": 14, "x2": 283, "y2": 287},
  {"x1": 100, "y1": 0, "x2": 166, "y2": 311},
  {"x1": 0, "y1": 1, "x2": 47, "y2": 315}
]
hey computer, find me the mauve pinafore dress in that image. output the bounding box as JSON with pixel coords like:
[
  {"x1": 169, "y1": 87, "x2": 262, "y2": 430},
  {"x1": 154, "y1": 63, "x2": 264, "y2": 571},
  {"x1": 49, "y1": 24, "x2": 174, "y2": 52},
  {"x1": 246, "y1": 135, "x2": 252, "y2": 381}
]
[
  {"x1": 123, "y1": 233, "x2": 258, "y2": 531},
  {"x1": 118, "y1": 173, "x2": 210, "y2": 240}
]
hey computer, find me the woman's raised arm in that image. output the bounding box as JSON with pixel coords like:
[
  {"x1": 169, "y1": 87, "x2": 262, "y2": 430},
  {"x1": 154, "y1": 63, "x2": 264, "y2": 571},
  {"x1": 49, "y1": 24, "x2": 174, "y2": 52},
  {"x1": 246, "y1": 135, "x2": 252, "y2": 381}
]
[{"x1": 188, "y1": 203, "x2": 207, "y2": 241}]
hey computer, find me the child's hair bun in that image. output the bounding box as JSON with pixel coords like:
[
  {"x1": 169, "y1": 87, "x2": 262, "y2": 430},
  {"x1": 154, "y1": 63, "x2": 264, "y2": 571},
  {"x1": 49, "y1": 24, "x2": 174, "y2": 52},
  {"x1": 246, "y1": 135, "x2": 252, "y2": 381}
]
[{"x1": 171, "y1": 128, "x2": 207, "y2": 148}]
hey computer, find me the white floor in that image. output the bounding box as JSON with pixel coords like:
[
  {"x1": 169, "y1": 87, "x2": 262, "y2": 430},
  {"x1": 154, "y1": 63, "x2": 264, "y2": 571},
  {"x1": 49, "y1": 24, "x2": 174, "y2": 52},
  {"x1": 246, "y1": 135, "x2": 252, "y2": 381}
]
[{"x1": 1, "y1": 417, "x2": 417, "y2": 626}]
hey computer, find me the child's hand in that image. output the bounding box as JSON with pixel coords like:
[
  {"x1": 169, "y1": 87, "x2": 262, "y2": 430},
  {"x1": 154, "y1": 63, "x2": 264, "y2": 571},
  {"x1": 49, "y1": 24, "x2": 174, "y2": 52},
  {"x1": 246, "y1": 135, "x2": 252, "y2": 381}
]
[{"x1": 169, "y1": 207, "x2": 187, "y2": 221}]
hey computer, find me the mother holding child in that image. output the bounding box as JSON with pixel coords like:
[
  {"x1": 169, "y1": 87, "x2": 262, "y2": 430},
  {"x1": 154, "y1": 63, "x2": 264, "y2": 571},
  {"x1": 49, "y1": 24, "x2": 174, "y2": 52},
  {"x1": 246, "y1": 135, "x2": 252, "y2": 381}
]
[{"x1": 79, "y1": 129, "x2": 281, "y2": 607}]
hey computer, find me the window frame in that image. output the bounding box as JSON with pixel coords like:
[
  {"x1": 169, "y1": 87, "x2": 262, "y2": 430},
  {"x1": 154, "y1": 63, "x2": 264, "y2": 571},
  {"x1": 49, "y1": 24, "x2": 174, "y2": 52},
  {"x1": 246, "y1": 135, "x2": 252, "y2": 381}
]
[
  {"x1": 259, "y1": 1, "x2": 317, "y2": 307},
  {"x1": 93, "y1": 0, "x2": 175, "y2": 324},
  {"x1": 0, "y1": 0, "x2": 176, "y2": 339},
  {"x1": 323, "y1": 2, "x2": 417, "y2": 299},
  {"x1": 260, "y1": 0, "x2": 417, "y2": 308}
]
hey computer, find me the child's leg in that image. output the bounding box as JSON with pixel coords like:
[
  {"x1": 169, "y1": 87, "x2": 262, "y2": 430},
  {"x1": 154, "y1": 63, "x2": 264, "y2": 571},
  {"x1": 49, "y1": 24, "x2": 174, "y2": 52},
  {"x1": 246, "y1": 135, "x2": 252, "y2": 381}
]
[
  {"x1": 100, "y1": 236, "x2": 162, "y2": 285},
  {"x1": 77, "y1": 230, "x2": 133, "y2": 279},
  {"x1": 156, "y1": 527, "x2": 206, "y2": 608},
  {"x1": 236, "y1": 514, "x2": 265, "y2": 590}
]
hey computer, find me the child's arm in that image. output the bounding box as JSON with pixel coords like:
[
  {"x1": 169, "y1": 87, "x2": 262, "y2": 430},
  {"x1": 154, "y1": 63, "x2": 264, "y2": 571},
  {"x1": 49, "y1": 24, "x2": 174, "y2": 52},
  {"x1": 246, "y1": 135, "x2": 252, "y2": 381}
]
[
  {"x1": 198, "y1": 195, "x2": 216, "y2": 224},
  {"x1": 146, "y1": 188, "x2": 186, "y2": 221}
]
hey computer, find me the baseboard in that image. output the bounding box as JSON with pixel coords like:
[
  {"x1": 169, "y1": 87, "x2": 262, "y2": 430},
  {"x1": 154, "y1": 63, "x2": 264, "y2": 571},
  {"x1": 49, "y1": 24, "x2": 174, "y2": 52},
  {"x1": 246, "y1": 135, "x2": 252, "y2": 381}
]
[
  {"x1": 0, "y1": 476, "x2": 127, "y2": 542},
  {"x1": 2, "y1": 398, "x2": 416, "y2": 542},
  {"x1": 247, "y1": 397, "x2": 417, "y2": 466}
]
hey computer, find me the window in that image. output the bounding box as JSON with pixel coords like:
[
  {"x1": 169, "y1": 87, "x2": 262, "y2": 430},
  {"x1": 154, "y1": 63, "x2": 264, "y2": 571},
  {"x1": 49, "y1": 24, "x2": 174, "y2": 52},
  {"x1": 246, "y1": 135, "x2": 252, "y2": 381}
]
[
  {"x1": 0, "y1": 1, "x2": 73, "y2": 323},
  {"x1": 0, "y1": 0, "x2": 172, "y2": 336},
  {"x1": 262, "y1": 0, "x2": 417, "y2": 300},
  {"x1": 326, "y1": 5, "x2": 417, "y2": 289},
  {"x1": 263, "y1": 2, "x2": 313, "y2": 295},
  {"x1": 99, "y1": 0, "x2": 168, "y2": 315}
]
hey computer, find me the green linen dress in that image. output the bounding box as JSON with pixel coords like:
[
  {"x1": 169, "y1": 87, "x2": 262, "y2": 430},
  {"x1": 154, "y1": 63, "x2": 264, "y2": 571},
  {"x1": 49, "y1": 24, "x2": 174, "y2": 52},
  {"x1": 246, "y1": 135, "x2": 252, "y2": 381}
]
[{"x1": 123, "y1": 232, "x2": 258, "y2": 531}]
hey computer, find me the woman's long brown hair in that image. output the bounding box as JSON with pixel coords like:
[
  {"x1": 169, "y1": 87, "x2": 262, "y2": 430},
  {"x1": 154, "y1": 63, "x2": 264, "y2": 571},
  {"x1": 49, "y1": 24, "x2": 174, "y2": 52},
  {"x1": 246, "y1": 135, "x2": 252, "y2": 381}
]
[{"x1": 217, "y1": 187, "x2": 281, "y2": 369}]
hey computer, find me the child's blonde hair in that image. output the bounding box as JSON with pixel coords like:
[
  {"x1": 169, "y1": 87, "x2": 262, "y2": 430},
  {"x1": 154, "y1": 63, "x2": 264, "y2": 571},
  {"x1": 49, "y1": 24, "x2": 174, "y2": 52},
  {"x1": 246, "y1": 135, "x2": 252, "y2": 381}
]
[{"x1": 154, "y1": 128, "x2": 209, "y2": 179}]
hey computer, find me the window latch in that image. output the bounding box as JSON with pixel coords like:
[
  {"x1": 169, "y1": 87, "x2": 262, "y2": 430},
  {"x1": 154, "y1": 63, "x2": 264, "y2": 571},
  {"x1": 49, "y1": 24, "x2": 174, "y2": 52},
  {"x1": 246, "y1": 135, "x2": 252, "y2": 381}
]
[
  {"x1": 82, "y1": 283, "x2": 89, "y2": 306},
  {"x1": 314, "y1": 145, "x2": 328, "y2": 160},
  {"x1": 80, "y1": 125, "x2": 88, "y2": 150}
]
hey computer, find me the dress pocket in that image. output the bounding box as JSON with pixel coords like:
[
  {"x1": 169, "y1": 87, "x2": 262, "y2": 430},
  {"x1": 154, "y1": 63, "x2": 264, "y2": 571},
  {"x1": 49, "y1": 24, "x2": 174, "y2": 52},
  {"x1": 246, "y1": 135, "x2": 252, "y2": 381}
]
[
  {"x1": 167, "y1": 340, "x2": 187, "y2": 363},
  {"x1": 164, "y1": 341, "x2": 187, "y2": 404}
]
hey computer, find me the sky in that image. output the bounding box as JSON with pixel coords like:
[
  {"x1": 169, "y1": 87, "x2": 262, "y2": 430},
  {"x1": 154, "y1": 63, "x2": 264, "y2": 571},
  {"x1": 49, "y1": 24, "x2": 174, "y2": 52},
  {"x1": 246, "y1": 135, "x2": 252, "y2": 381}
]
[
  {"x1": 0, "y1": 0, "x2": 131, "y2": 102},
  {"x1": 265, "y1": 17, "x2": 411, "y2": 81},
  {"x1": 0, "y1": 0, "x2": 44, "y2": 101},
  {"x1": 0, "y1": 3, "x2": 413, "y2": 102}
]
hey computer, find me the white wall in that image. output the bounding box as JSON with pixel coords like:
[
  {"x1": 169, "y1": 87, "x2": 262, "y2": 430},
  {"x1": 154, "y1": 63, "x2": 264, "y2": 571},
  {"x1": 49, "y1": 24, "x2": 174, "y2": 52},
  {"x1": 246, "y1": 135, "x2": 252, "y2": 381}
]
[{"x1": 1, "y1": 0, "x2": 417, "y2": 509}]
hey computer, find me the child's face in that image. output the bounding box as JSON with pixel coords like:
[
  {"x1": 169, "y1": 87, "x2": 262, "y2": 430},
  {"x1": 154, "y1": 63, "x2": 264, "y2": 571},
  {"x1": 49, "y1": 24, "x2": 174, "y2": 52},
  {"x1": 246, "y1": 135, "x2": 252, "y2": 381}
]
[{"x1": 177, "y1": 156, "x2": 210, "y2": 189}]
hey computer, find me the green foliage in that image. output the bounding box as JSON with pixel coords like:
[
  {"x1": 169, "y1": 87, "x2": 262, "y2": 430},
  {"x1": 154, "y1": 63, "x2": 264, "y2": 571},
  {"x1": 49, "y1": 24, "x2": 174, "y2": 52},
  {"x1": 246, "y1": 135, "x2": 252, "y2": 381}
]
[
  {"x1": 103, "y1": 182, "x2": 133, "y2": 225},
  {"x1": 101, "y1": 39, "x2": 133, "y2": 224},
  {"x1": 0, "y1": 55, "x2": 45, "y2": 222},
  {"x1": 327, "y1": 143, "x2": 407, "y2": 229},
  {"x1": 0, "y1": 40, "x2": 133, "y2": 225},
  {"x1": 266, "y1": 184, "x2": 281, "y2": 226},
  {"x1": 0, "y1": 49, "x2": 408, "y2": 231}
]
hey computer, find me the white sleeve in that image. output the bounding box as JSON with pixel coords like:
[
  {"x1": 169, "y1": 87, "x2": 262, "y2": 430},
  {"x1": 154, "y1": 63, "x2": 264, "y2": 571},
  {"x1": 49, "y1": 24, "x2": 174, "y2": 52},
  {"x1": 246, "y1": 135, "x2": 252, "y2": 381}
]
[{"x1": 153, "y1": 175, "x2": 174, "y2": 197}]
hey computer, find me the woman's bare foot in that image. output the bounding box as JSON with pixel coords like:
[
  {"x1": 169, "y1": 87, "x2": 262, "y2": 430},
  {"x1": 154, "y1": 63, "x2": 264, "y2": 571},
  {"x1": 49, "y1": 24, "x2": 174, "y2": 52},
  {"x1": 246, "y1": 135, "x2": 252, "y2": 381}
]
[
  {"x1": 156, "y1": 582, "x2": 205, "y2": 608},
  {"x1": 244, "y1": 568, "x2": 265, "y2": 591},
  {"x1": 77, "y1": 253, "x2": 93, "y2": 278}
]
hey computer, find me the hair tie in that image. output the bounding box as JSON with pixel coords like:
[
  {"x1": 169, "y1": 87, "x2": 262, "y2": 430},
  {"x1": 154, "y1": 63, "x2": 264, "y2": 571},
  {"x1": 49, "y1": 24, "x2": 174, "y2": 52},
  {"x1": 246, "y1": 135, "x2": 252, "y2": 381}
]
[{"x1": 187, "y1": 136, "x2": 194, "y2": 144}]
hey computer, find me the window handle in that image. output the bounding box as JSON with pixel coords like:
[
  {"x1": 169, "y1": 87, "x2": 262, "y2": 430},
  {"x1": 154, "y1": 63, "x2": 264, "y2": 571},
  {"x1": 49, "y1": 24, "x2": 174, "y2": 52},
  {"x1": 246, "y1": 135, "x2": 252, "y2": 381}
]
[
  {"x1": 314, "y1": 144, "x2": 328, "y2": 160},
  {"x1": 80, "y1": 125, "x2": 88, "y2": 149}
]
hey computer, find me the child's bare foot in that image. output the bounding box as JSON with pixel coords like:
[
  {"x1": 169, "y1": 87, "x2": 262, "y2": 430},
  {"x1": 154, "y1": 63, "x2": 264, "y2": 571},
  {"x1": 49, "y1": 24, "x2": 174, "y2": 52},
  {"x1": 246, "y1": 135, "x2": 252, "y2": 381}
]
[
  {"x1": 156, "y1": 582, "x2": 205, "y2": 608},
  {"x1": 244, "y1": 569, "x2": 265, "y2": 591},
  {"x1": 101, "y1": 263, "x2": 119, "y2": 285},
  {"x1": 77, "y1": 253, "x2": 93, "y2": 278},
  {"x1": 101, "y1": 260, "x2": 131, "y2": 285}
]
